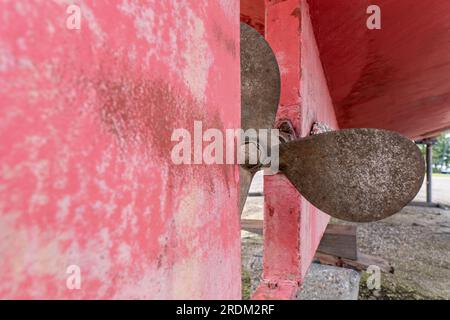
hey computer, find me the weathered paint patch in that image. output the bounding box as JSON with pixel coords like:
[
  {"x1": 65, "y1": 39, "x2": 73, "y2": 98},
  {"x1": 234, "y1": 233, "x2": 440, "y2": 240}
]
[{"x1": 0, "y1": 0, "x2": 241, "y2": 299}]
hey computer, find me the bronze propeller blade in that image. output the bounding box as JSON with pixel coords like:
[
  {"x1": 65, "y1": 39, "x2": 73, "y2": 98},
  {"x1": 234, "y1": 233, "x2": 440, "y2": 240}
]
[
  {"x1": 279, "y1": 129, "x2": 425, "y2": 222},
  {"x1": 240, "y1": 23, "x2": 280, "y2": 132},
  {"x1": 239, "y1": 167, "x2": 256, "y2": 214},
  {"x1": 240, "y1": 22, "x2": 281, "y2": 212}
]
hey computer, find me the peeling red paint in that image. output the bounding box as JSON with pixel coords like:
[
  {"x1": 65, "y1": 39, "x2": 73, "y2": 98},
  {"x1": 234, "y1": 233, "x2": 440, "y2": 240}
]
[{"x1": 0, "y1": 1, "x2": 241, "y2": 299}]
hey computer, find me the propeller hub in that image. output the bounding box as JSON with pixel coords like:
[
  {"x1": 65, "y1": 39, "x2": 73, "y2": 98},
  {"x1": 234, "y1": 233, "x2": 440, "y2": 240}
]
[{"x1": 239, "y1": 140, "x2": 267, "y2": 171}]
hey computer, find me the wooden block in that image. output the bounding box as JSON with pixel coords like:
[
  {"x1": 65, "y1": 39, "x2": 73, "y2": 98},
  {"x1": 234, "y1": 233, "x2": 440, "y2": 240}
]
[
  {"x1": 241, "y1": 219, "x2": 263, "y2": 235},
  {"x1": 241, "y1": 221, "x2": 357, "y2": 261},
  {"x1": 314, "y1": 251, "x2": 394, "y2": 274},
  {"x1": 317, "y1": 224, "x2": 357, "y2": 260},
  {"x1": 241, "y1": 222, "x2": 357, "y2": 261}
]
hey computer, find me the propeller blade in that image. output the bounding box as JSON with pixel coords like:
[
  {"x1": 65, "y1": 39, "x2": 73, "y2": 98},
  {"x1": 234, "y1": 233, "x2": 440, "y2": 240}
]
[
  {"x1": 239, "y1": 23, "x2": 281, "y2": 213},
  {"x1": 279, "y1": 129, "x2": 425, "y2": 222},
  {"x1": 240, "y1": 22, "x2": 281, "y2": 132},
  {"x1": 239, "y1": 167, "x2": 255, "y2": 214}
]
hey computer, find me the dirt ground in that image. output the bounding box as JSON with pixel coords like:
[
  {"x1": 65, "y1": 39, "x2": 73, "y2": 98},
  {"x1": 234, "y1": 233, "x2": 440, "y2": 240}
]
[{"x1": 241, "y1": 173, "x2": 450, "y2": 300}]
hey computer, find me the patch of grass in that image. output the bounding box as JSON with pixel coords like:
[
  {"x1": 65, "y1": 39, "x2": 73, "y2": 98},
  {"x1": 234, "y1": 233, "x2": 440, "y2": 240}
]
[
  {"x1": 359, "y1": 272, "x2": 445, "y2": 300},
  {"x1": 242, "y1": 268, "x2": 252, "y2": 300},
  {"x1": 433, "y1": 173, "x2": 450, "y2": 178}
]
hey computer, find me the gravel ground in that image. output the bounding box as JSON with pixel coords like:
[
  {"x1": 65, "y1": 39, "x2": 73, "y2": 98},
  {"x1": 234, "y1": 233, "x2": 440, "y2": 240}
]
[
  {"x1": 241, "y1": 231, "x2": 263, "y2": 299},
  {"x1": 296, "y1": 264, "x2": 360, "y2": 300},
  {"x1": 241, "y1": 173, "x2": 450, "y2": 300},
  {"x1": 352, "y1": 206, "x2": 450, "y2": 299}
]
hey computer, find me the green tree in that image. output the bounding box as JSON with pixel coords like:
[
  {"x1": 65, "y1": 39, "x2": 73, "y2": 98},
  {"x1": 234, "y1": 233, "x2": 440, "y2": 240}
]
[
  {"x1": 417, "y1": 131, "x2": 450, "y2": 172},
  {"x1": 433, "y1": 131, "x2": 450, "y2": 170}
]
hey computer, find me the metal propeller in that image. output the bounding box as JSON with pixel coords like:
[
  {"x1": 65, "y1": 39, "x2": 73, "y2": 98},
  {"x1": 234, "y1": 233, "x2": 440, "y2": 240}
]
[
  {"x1": 239, "y1": 22, "x2": 281, "y2": 214},
  {"x1": 279, "y1": 129, "x2": 425, "y2": 222},
  {"x1": 240, "y1": 22, "x2": 425, "y2": 222}
]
